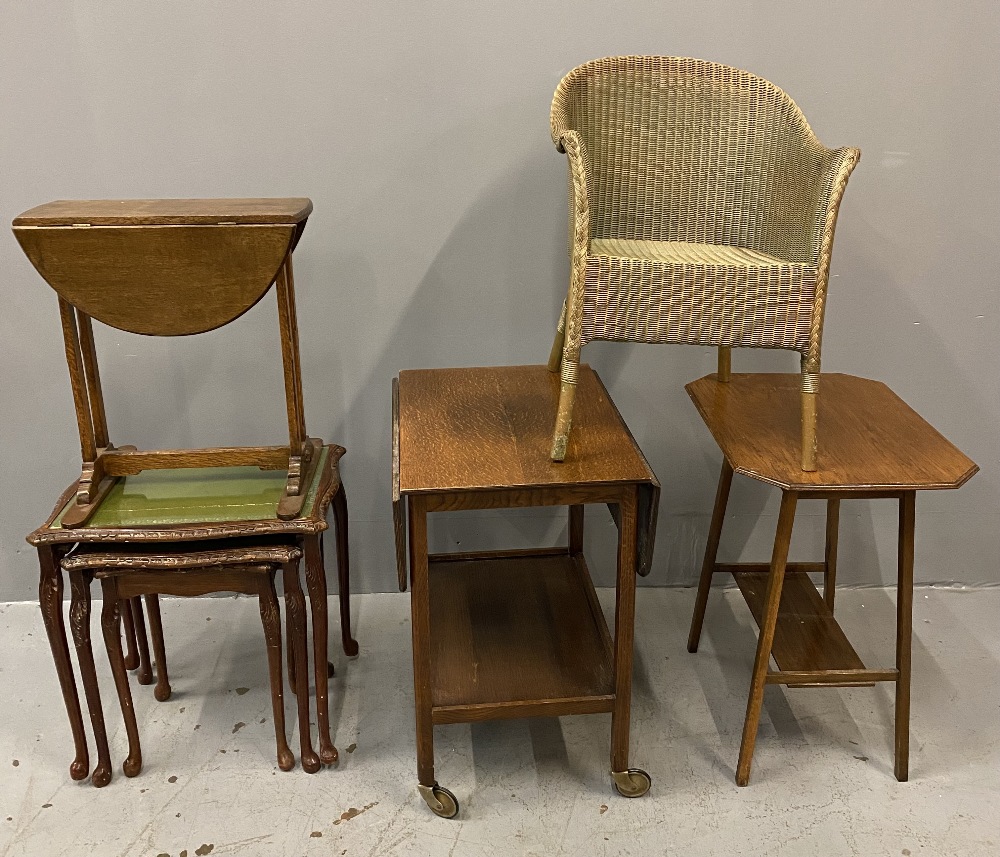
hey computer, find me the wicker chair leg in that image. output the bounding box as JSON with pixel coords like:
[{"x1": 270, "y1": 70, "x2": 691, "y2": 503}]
[
  {"x1": 717, "y1": 347, "x2": 731, "y2": 382},
  {"x1": 551, "y1": 378, "x2": 577, "y2": 461},
  {"x1": 547, "y1": 301, "x2": 567, "y2": 373},
  {"x1": 801, "y1": 387, "x2": 818, "y2": 471}
]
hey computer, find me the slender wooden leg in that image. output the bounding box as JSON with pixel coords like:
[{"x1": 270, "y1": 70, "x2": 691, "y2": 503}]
[
  {"x1": 610, "y1": 492, "x2": 638, "y2": 770},
  {"x1": 736, "y1": 490, "x2": 798, "y2": 787},
  {"x1": 100, "y1": 580, "x2": 142, "y2": 778},
  {"x1": 69, "y1": 571, "x2": 112, "y2": 787},
  {"x1": 895, "y1": 491, "x2": 915, "y2": 782},
  {"x1": 547, "y1": 300, "x2": 567, "y2": 373},
  {"x1": 409, "y1": 496, "x2": 436, "y2": 789},
  {"x1": 37, "y1": 546, "x2": 89, "y2": 781},
  {"x1": 569, "y1": 504, "x2": 584, "y2": 555},
  {"x1": 332, "y1": 485, "x2": 359, "y2": 657},
  {"x1": 609, "y1": 490, "x2": 650, "y2": 797},
  {"x1": 143, "y1": 595, "x2": 171, "y2": 702},
  {"x1": 130, "y1": 597, "x2": 153, "y2": 686},
  {"x1": 717, "y1": 346, "x2": 731, "y2": 382},
  {"x1": 259, "y1": 573, "x2": 295, "y2": 771},
  {"x1": 283, "y1": 561, "x2": 319, "y2": 773},
  {"x1": 121, "y1": 596, "x2": 140, "y2": 670},
  {"x1": 824, "y1": 498, "x2": 841, "y2": 612},
  {"x1": 688, "y1": 460, "x2": 735, "y2": 652},
  {"x1": 304, "y1": 536, "x2": 338, "y2": 766}
]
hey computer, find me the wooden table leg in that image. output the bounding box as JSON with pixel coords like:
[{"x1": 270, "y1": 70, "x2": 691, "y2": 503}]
[
  {"x1": 283, "y1": 560, "x2": 320, "y2": 773},
  {"x1": 569, "y1": 504, "x2": 584, "y2": 555},
  {"x1": 688, "y1": 460, "x2": 734, "y2": 653},
  {"x1": 332, "y1": 484, "x2": 359, "y2": 656},
  {"x1": 37, "y1": 545, "x2": 89, "y2": 781},
  {"x1": 121, "y1": 595, "x2": 140, "y2": 670},
  {"x1": 68, "y1": 570, "x2": 112, "y2": 787},
  {"x1": 736, "y1": 490, "x2": 798, "y2": 787},
  {"x1": 609, "y1": 489, "x2": 650, "y2": 797},
  {"x1": 824, "y1": 498, "x2": 841, "y2": 611},
  {"x1": 130, "y1": 597, "x2": 154, "y2": 686},
  {"x1": 259, "y1": 572, "x2": 295, "y2": 772},
  {"x1": 143, "y1": 595, "x2": 171, "y2": 702},
  {"x1": 304, "y1": 535, "x2": 338, "y2": 765},
  {"x1": 409, "y1": 496, "x2": 436, "y2": 788},
  {"x1": 99, "y1": 579, "x2": 142, "y2": 778},
  {"x1": 895, "y1": 491, "x2": 915, "y2": 782}
]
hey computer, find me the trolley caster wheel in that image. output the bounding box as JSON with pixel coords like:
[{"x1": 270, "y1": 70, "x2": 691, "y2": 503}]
[
  {"x1": 612, "y1": 768, "x2": 651, "y2": 798},
  {"x1": 418, "y1": 783, "x2": 459, "y2": 818},
  {"x1": 327, "y1": 661, "x2": 336, "y2": 679}
]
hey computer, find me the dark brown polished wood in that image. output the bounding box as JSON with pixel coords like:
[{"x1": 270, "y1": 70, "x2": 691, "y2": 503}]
[
  {"x1": 685, "y1": 373, "x2": 977, "y2": 787},
  {"x1": 12, "y1": 198, "x2": 319, "y2": 527},
  {"x1": 27, "y1": 448, "x2": 355, "y2": 786},
  {"x1": 686, "y1": 373, "x2": 978, "y2": 491},
  {"x1": 15, "y1": 198, "x2": 356, "y2": 785},
  {"x1": 396, "y1": 364, "x2": 659, "y2": 812}
]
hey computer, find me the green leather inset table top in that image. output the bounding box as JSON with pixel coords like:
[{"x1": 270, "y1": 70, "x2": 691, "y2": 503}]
[{"x1": 54, "y1": 447, "x2": 329, "y2": 529}]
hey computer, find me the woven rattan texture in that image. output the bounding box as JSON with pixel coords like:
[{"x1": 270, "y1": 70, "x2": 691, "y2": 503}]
[{"x1": 550, "y1": 56, "x2": 859, "y2": 359}]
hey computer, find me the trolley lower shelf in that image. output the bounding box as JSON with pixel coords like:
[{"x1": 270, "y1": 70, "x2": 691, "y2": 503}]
[{"x1": 429, "y1": 550, "x2": 615, "y2": 725}]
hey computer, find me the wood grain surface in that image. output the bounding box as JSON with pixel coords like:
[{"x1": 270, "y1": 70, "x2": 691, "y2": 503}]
[
  {"x1": 13, "y1": 198, "x2": 312, "y2": 226},
  {"x1": 686, "y1": 373, "x2": 978, "y2": 490},
  {"x1": 734, "y1": 570, "x2": 869, "y2": 682},
  {"x1": 428, "y1": 552, "x2": 614, "y2": 721},
  {"x1": 398, "y1": 364, "x2": 654, "y2": 493},
  {"x1": 14, "y1": 224, "x2": 295, "y2": 336}
]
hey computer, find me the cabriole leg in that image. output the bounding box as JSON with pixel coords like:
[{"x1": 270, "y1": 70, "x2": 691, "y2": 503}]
[
  {"x1": 100, "y1": 579, "x2": 142, "y2": 778},
  {"x1": 283, "y1": 560, "x2": 320, "y2": 773},
  {"x1": 69, "y1": 571, "x2": 112, "y2": 787},
  {"x1": 304, "y1": 535, "x2": 338, "y2": 766},
  {"x1": 37, "y1": 546, "x2": 89, "y2": 781}
]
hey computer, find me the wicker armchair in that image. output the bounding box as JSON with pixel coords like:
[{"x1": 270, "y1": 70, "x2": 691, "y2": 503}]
[{"x1": 546, "y1": 57, "x2": 860, "y2": 470}]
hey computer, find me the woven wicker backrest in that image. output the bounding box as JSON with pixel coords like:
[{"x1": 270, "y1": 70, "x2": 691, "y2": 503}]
[{"x1": 551, "y1": 56, "x2": 830, "y2": 264}]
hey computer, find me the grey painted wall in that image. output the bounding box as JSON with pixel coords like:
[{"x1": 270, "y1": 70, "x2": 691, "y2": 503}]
[{"x1": 1, "y1": 1, "x2": 997, "y2": 601}]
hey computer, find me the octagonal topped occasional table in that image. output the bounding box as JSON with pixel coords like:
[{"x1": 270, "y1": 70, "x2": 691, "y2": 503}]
[{"x1": 685, "y1": 373, "x2": 978, "y2": 786}]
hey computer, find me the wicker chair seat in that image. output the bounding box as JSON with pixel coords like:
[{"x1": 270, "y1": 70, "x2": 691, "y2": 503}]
[{"x1": 582, "y1": 238, "x2": 817, "y2": 349}]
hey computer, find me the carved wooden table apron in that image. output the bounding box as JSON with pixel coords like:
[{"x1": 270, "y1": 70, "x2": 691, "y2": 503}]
[
  {"x1": 393, "y1": 364, "x2": 659, "y2": 818},
  {"x1": 27, "y1": 443, "x2": 357, "y2": 783},
  {"x1": 684, "y1": 374, "x2": 978, "y2": 786}
]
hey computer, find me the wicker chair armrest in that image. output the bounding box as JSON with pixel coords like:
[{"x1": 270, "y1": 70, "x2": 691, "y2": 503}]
[
  {"x1": 559, "y1": 130, "x2": 592, "y2": 260},
  {"x1": 809, "y1": 145, "x2": 862, "y2": 266}
]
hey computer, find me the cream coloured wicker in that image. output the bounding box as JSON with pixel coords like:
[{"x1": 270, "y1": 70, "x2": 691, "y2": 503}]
[{"x1": 546, "y1": 56, "x2": 860, "y2": 469}]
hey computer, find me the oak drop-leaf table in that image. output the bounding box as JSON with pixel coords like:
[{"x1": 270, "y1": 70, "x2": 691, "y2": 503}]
[{"x1": 393, "y1": 364, "x2": 659, "y2": 817}]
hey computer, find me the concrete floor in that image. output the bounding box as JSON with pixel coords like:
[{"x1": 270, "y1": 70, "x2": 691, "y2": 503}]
[{"x1": 1, "y1": 586, "x2": 998, "y2": 857}]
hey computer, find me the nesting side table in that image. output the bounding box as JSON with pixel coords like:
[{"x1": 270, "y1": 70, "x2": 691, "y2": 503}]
[
  {"x1": 393, "y1": 364, "x2": 659, "y2": 817},
  {"x1": 685, "y1": 373, "x2": 978, "y2": 786}
]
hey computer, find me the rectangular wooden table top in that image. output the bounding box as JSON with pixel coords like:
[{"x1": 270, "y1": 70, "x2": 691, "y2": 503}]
[
  {"x1": 12, "y1": 198, "x2": 313, "y2": 227},
  {"x1": 396, "y1": 364, "x2": 655, "y2": 495}
]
